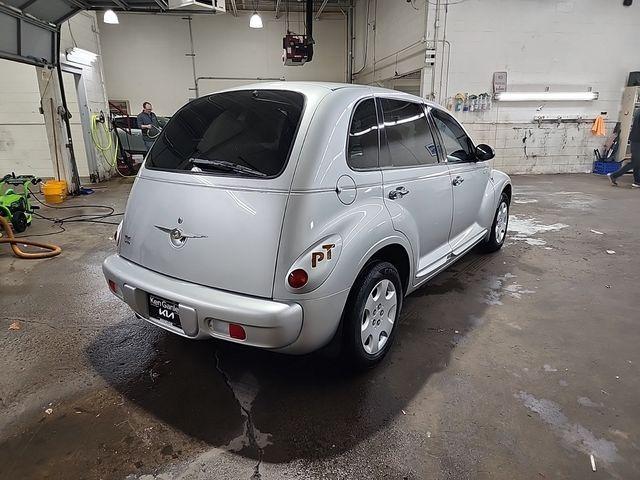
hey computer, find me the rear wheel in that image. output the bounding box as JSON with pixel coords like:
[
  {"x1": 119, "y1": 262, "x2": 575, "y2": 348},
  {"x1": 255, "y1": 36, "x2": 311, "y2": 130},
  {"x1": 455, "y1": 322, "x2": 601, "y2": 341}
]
[
  {"x1": 343, "y1": 261, "x2": 403, "y2": 369},
  {"x1": 11, "y1": 211, "x2": 28, "y2": 233},
  {"x1": 480, "y1": 192, "x2": 509, "y2": 253}
]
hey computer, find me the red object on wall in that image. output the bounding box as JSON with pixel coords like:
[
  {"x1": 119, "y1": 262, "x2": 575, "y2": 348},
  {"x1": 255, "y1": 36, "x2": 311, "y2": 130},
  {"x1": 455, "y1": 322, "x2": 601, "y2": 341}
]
[{"x1": 283, "y1": 34, "x2": 311, "y2": 66}]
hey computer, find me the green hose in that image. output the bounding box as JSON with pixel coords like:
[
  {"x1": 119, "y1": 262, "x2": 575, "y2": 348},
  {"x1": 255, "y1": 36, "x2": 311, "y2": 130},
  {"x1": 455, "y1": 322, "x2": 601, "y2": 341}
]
[
  {"x1": 90, "y1": 113, "x2": 116, "y2": 166},
  {"x1": 90, "y1": 114, "x2": 135, "y2": 178}
]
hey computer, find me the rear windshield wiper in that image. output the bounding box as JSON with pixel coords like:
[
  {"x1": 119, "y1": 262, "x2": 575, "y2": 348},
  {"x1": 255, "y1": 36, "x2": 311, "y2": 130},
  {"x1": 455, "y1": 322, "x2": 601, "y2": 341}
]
[{"x1": 188, "y1": 158, "x2": 267, "y2": 177}]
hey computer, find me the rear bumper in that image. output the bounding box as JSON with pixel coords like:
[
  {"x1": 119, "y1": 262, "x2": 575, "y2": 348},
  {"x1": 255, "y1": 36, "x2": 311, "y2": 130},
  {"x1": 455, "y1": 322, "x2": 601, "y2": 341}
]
[{"x1": 102, "y1": 254, "x2": 303, "y2": 349}]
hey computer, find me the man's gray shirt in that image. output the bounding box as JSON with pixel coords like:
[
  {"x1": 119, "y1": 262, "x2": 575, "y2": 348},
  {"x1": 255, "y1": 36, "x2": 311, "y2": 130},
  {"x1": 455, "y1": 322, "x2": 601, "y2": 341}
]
[{"x1": 137, "y1": 111, "x2": 159, "y2": 139}]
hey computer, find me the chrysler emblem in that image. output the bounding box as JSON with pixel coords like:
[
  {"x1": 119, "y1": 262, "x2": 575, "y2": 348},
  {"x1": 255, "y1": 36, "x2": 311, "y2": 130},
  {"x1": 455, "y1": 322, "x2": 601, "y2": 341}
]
[{"x1": 154, "y1": 219, "x2": 207, "y2": 249}]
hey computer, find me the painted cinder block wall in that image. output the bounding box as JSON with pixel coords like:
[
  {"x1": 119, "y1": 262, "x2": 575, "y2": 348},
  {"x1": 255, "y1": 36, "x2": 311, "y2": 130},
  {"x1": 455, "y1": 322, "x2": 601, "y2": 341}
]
[
  {"x1": 352, "y1": 0, "x2": 640, "y2": 174},
  {"x1": 0, "y1": 61, "x2": 52, "y2": 178},
  {"x1": 59, "y1": 12, "x2": 115, "y2": 181},
  {"x1": 98, "y1": 11, "x2": 348, "y2": 117},
  {"x1": 0, "y1": 12, "x2": 113, "y2": 181}
]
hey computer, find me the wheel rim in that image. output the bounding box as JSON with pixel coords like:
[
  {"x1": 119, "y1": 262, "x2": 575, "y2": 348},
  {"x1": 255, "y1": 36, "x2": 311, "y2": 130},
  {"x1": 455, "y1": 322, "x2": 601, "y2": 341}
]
[
  {"x1": 495, "y1": 201, "x2": 508, "y2": 244},
  {"x1": 361, "y1": 279, "x2": 397, "y2": 355}
]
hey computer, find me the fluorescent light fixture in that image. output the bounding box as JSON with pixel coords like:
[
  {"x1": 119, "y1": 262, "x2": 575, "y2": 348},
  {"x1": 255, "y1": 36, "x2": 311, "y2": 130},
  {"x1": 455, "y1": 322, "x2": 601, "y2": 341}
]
[
  {"x1": 65, "y1": 47, "x2": 98, "y2": 65},
  {"x1": 249, "y1": 12, "x2": 263, "y2": 28},
  {"x1": 495, "y1": 91, "x2": 598, "y2": 101},
  {"x1": 103, "y1": 9, "x2": 119, "y2": 24}
]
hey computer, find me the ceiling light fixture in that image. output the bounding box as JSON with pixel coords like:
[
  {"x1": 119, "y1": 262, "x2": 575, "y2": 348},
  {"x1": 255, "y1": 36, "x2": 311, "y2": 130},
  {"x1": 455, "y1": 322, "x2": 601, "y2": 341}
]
[
  {"x1": 495, "y1": 91, "x2": 598, "y2": 102},
  {"x1": 103, "y1": 9, "x2": 119, "y2": 24},
  {"x1": 249, "y1": 11, "x2": 263, "y2": 28},
  {"x1": 65, "y1": 47, "x2": 98, "y2": 65}
]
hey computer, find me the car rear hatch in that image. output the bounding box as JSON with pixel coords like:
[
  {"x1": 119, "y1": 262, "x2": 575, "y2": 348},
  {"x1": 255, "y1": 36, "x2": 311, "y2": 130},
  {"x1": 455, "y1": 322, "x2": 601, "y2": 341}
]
[{"x1": 118, "y1": 89, "x2": 306, "y2": 298}]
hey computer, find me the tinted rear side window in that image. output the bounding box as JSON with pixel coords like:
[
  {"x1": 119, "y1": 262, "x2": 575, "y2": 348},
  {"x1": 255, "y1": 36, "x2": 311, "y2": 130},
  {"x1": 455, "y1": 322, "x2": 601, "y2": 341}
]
[
  {"x1": 347, "y1": 98, "x2": 379, "y2": 170},
  {"x1": 379, "y1": 98, "x2": 439, "y2": 168},
  {"x1": 113, "y1": 117, "x2": 138, "y2": 130},
  {"x1": 146, "y1": 90, "x2": 304, "y2": 178}
]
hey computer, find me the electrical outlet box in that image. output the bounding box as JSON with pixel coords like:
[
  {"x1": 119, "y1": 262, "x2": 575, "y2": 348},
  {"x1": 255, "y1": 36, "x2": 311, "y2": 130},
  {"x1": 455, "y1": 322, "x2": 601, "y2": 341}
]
[{"x1": 493, "y1": 72, "x2": 507, "y2": 93}]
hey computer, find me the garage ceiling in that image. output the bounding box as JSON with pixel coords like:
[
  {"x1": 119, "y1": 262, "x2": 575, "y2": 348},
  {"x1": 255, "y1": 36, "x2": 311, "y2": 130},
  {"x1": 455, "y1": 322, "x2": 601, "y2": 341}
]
[
  {"x1": 79, "y1": 1, "x2": 351, "y2": 16},
  {"x1": 0, "y1": 0, "x2": 349, "y2": 66},
  {"x1": 1, "y1": 0, "x2": 350, "y2": 24}
]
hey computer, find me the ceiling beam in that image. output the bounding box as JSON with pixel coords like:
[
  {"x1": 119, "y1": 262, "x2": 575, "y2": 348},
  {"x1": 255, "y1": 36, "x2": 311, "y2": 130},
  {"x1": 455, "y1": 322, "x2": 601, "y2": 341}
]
[
  {"x1": 54, "y1": 7, "x2": 83, "y2": 24},
  {"x1": 61, "y1": 0, "x2": 91, "y2": 9},
  {"x1": 315, "y1": 0, "x2": 329, "y2": 19},
  {"x1": 111, "y1": 0, "x2": 130, "y2": 10},
  {"x1": 152, "y1": 0, "x2": 168, "y2": 9},
  {"x1": 17, "y1": 0, "x2": 39, "y2": 10},
  {"x1": 229, "y1": 0, "x2": 238, "y2": 17}
]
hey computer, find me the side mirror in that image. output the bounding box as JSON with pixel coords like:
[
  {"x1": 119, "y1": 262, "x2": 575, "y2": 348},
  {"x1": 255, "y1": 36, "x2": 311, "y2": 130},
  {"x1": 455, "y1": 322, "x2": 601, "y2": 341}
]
[{"x1": 475, "y1": 144, "x2": 495, "y2": 162}]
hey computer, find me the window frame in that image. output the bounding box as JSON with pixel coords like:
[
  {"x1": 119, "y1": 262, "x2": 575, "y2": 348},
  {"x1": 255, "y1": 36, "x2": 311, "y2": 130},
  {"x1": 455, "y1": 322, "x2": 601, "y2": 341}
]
[
  {"x1": 376, "y1": 96, "x2": 444, "y2": 171},
  {"x1": 345, "y1": 96, "x2": 381, "y2": 172},
  {"x1": 429, "y1": 107, "x2": 477, "y2": 164},
  {"x1": 144, "y1": 89, "x2": 307, "y2": 180}
]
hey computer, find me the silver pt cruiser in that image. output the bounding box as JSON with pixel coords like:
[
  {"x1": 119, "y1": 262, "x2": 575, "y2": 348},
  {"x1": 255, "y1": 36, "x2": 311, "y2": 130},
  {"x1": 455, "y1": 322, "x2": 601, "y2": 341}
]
[{"x1": 103, "y1": 82, "x2": 511, "y2": 368}]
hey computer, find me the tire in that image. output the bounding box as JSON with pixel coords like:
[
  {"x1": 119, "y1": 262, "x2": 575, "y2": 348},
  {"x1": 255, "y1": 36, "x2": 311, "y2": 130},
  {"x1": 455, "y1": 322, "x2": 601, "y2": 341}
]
[
  {"x1": 11, "y1": 211, "x2": 28, "y2": 233},
  {"x1": 480, "y1": 192, "x2": 509, "y2": 253},
  {"x1": 343, "y1": 261, "x2": 403, "y2": 370}
]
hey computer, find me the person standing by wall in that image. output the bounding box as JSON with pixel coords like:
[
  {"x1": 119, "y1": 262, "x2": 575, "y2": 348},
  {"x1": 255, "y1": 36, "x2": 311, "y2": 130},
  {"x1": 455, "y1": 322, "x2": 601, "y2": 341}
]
[
  {"x1": 137, "y1": 102, "x2": 160, "y2": 151},
  {"x1": 609, "y1": 110, "x2": 640, "y2": 188}
]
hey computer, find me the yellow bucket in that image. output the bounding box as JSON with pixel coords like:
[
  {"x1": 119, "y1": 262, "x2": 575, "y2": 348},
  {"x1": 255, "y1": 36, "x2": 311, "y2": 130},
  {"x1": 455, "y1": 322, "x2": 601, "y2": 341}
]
[{"x1": 42, "y1": 180, "x2": 68, "y2": 204}]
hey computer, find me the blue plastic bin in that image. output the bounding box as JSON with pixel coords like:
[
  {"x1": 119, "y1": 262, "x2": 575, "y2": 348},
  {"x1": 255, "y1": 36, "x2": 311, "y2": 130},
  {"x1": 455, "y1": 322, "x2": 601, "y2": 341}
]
[{"x1": 592, "y1": 160, "x2": 622, "y2": 175}]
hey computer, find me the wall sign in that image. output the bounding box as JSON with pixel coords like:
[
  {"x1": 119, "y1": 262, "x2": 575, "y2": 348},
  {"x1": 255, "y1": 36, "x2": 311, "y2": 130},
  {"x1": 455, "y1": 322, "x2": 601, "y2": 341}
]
[{"x1": 493, "y1": 72, "x2": 508, "y2": 93}]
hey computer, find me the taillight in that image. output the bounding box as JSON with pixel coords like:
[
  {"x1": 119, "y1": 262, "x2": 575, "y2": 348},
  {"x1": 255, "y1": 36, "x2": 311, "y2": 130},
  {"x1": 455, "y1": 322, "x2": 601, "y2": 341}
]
[
  {"x1": 229, "y1": 323, "x2": 246, "y2": 340},
  {"x1": 287, "y1": 268, "x2": 308, "y2": 289},
  {"x1": 108, "y1": 279, "x2": 117, "y2": 294}
]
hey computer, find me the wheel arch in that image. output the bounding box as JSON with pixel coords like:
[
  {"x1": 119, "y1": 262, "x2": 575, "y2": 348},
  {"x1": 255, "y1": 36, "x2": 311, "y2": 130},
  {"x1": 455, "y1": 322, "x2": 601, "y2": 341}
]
[
  {"x1": 502, "y1": 183, "x2": 512, "y2": 203},
  {"x1": 360, "y1": 241, "x2": 412, "y2": 295}
]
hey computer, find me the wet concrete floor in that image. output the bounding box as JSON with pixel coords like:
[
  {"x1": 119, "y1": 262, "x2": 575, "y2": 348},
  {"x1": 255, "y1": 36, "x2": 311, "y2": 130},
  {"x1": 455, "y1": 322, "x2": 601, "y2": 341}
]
[{"x1": 0, "y1": 174, "x2": 639, "y2": 479}]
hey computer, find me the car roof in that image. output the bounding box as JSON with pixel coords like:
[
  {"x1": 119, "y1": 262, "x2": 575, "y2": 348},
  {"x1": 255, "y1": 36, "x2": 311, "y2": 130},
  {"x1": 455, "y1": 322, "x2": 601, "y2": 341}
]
[{"x1": 205, "y1": 81, "x2": 444, "y2": 111}]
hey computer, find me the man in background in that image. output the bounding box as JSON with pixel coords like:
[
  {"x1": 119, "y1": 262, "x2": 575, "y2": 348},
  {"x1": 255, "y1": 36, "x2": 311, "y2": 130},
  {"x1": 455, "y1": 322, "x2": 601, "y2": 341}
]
[
  {"x1": 137, "y1": 102, "x2": 160, "y2": 151},
  {"x1": 609, "y1": 109, "x2": 640, "y2": 188}
]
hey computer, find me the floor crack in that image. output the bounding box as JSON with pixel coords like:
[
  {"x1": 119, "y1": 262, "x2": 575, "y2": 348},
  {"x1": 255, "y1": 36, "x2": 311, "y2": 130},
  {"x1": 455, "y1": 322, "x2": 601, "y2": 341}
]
[{"x1": 214, "y1": 350, "x2": 263, "y2": 480}]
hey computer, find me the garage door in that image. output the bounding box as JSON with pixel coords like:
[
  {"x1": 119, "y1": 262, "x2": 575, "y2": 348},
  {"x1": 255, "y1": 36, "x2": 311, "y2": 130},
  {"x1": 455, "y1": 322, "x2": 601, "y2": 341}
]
[{"x1": 0, "y1": 0, "x2": 79, "y2": 67}]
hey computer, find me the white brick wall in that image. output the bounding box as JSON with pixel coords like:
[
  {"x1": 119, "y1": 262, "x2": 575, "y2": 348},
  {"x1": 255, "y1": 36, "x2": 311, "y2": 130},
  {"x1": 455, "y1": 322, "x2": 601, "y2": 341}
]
[
  {"x1": 99, "y1": 12, "x2": 347, "y2": 116},
  {"x1": 353, "y1": 0, "x2": 640, "y2": 174},
  {"x1": 61, "y1": 12, "x2": 114, "y2": 181},
  {"x1": 0, "y1": 60, "x2": 53, "y2": 178},
  {"x1": 0, "y1": 11, "x2": 113, "y2": 182},
  {"x1": 464, "y1": 120, "x2": 613, "y2": 174}
]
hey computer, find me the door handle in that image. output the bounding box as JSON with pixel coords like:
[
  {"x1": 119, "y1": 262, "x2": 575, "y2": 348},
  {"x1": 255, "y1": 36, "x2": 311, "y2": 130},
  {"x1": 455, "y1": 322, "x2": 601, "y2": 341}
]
[
  {"x1": 388, "y1": 186, "x2": 410, "y2": 200},
  {"x1": 452, "y1": 176, "x2": 464, "y2": 186}
]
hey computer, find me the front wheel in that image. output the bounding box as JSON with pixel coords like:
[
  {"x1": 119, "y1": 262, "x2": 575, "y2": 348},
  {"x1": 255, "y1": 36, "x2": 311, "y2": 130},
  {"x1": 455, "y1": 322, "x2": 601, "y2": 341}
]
[
  {"x1": 343, "y1": 261, "x2": 403, "y2": 369},
  {"x1": 480, "y1": 192, "x2": 509, "y2": 253},
  {"x1": 11, "y1": 211, "x2": 28, "y2": 233}
]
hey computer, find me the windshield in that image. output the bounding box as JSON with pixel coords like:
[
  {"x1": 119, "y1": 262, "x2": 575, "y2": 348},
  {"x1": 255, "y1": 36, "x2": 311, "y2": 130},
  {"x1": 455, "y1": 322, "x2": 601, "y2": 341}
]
[{"x1": 145, "y1": 90, "x2": 304, "y2": 178}]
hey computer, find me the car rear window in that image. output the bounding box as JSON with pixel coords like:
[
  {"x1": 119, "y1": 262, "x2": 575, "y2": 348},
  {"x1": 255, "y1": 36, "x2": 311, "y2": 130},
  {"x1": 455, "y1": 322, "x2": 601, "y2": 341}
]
[{"x1": 145, "y1": 90, "x2": 304, "y2": 178}]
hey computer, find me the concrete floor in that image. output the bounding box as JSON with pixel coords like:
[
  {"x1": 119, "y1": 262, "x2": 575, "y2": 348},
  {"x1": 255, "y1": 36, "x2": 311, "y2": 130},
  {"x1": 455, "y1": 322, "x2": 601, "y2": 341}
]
[{"x1": 0, "y1": 174, "x2": 639, "y2": 480}]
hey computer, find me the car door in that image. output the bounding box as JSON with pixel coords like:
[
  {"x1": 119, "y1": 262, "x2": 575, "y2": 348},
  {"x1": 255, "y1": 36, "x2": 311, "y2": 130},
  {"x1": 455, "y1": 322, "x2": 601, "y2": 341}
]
[
  {"x1": 377, "y1": 96, "x2": 454, "y2": 284},
  {"x1": 431, "y1": 108, "x2": 491, "y2": 255}
]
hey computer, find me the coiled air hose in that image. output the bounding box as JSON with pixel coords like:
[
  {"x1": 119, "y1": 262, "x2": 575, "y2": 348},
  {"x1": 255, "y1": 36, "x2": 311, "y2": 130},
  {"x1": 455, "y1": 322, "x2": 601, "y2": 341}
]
[
  {"x1": 90, "y1": 113, "x2": 136, "y2": 178},
  {"x1": 0, "y1": 215, "x2": 61, "y2": 259},
  {"x1": 90, "y1": 113, "x2": 115, "y2": 162}
]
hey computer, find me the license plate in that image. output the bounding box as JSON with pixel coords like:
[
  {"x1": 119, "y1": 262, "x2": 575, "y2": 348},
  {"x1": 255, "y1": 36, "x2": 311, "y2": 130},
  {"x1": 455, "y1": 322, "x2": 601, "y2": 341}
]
[{"x1": 148, "y1": 294, "x2": 181, "y2": 328}]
